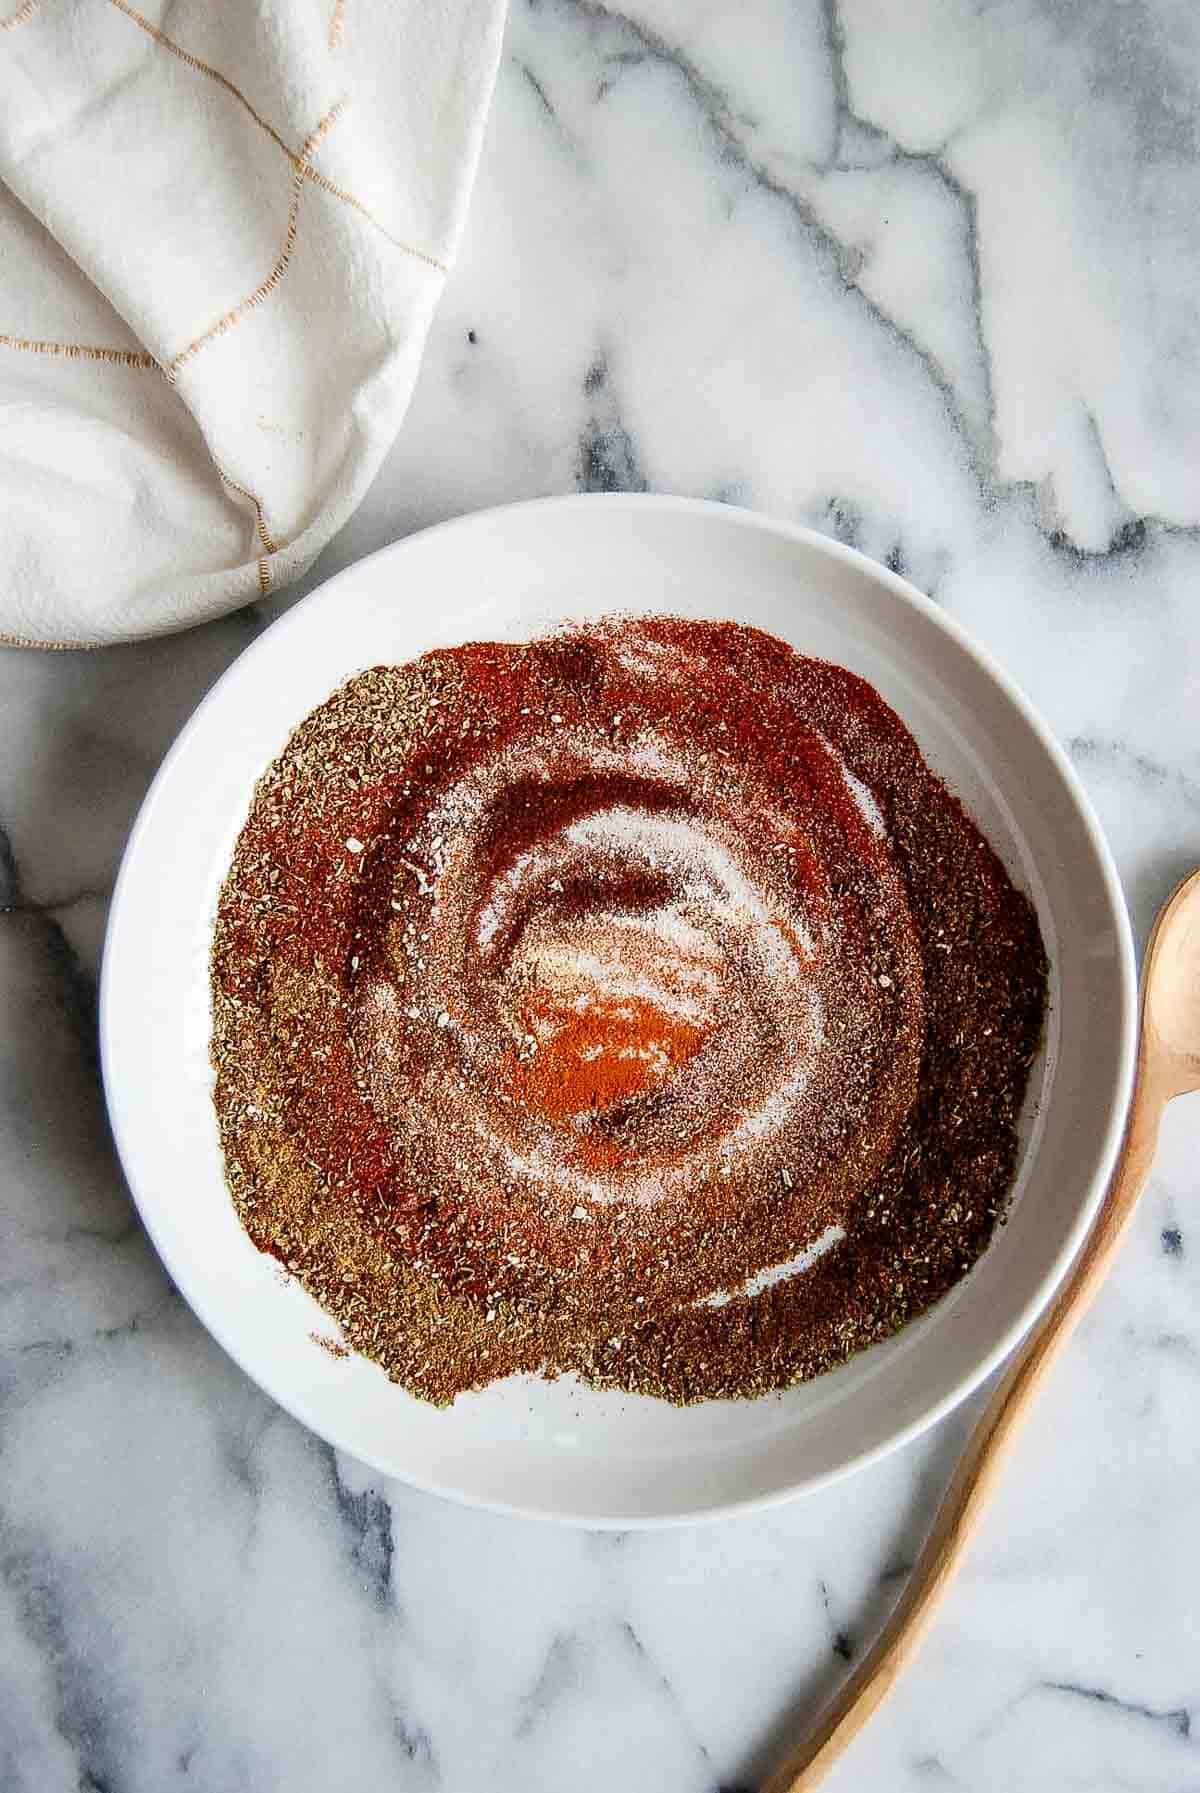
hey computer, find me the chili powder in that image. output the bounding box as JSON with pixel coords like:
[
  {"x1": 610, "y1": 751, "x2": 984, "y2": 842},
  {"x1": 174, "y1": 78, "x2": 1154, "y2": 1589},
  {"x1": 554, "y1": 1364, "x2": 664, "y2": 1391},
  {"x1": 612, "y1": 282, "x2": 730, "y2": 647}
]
[{"x1": 210, "y1": 616, "x2": 1048, "y2": 1405}]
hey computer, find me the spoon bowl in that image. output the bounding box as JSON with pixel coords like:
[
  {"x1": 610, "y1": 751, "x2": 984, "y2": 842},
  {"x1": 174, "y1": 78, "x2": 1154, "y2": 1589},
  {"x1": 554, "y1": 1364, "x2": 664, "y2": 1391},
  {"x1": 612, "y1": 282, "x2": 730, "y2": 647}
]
[{"x1": 1144, "y1": 871, "x2": 1200, "y2": 1095}]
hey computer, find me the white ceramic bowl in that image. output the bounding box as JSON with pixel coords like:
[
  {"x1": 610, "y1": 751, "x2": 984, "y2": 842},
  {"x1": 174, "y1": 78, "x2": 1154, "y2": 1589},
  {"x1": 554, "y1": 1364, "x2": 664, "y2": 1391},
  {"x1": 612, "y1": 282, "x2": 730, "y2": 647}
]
[{"x1": 101, "y1": 496, "x2": 1137, "y2": 1525}]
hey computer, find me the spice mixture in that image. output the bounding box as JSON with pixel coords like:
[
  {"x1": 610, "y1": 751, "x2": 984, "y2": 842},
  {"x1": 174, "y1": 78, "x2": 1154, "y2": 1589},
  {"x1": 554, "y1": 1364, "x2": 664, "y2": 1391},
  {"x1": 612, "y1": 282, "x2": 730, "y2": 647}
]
[{"x1": 210, "y1": 616, "x2": 1047, "y2": 1404}]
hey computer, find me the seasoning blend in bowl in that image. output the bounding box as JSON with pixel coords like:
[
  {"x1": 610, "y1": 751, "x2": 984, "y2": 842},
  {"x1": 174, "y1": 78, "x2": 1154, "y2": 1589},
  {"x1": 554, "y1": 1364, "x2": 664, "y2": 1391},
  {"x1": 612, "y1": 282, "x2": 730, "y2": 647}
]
[{"x1": 211, "y1": 616, "x2": 1047, "y2": 1406}]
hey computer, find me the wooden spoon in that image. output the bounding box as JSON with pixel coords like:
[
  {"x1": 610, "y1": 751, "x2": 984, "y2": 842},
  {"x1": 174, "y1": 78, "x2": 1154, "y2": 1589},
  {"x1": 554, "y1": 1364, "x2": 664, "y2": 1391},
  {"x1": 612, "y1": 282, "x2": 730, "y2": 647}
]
[{"x1": 766, "y1": 868, "x2": 1200, "y2": 1793}]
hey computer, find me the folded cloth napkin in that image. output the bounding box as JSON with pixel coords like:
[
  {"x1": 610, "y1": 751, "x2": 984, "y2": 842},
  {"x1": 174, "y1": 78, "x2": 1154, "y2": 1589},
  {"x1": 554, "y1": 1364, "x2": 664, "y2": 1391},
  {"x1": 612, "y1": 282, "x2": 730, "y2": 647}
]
[{"x1": 0, "y1": 0, "x2": 505, "y2": 646}]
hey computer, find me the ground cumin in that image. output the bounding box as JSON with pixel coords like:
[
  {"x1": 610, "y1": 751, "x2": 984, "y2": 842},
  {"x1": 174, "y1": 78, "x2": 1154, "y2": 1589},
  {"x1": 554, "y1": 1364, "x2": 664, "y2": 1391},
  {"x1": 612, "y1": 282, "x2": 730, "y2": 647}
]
[{"x1": 210, "y1": 616, "x2": 1047, "y2": 1405}]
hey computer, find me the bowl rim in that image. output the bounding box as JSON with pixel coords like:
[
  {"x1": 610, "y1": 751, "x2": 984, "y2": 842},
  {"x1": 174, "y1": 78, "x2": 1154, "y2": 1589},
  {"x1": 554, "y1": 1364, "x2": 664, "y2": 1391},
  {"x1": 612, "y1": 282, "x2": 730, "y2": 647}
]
[{"x1": 100, "y1": 492, "x2": 1139, "y2": 1526}]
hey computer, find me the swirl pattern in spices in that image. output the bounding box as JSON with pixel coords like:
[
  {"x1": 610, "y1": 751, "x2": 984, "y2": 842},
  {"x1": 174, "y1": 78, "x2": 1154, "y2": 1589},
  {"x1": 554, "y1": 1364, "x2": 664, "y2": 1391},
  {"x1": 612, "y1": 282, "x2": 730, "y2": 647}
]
[{"x1": 211, "y1": 617, "x2": 1047, "y2": 1404}]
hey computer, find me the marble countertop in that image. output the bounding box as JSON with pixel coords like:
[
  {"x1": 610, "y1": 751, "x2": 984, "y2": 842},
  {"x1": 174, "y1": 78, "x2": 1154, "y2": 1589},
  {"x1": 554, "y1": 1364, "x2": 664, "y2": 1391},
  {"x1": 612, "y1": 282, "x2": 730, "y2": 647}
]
[{"x1": 4, "y1": 2, "x2": 1200, "y2": 1788}]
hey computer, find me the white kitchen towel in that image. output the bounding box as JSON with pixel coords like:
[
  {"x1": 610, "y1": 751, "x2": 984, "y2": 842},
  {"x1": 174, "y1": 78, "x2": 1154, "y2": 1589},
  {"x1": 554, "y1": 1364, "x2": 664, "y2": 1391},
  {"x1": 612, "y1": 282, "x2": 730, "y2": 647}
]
[{"x1": 0, "y1": 0, "x2": 505, "y2": 647}]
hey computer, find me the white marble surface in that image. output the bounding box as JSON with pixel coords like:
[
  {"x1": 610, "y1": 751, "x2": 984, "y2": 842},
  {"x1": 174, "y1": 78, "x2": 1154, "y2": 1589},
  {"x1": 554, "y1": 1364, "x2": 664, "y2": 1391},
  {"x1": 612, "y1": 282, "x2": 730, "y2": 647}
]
[{"x1": 4, "y1": 1, "x2": 1200, "y2": 1787}]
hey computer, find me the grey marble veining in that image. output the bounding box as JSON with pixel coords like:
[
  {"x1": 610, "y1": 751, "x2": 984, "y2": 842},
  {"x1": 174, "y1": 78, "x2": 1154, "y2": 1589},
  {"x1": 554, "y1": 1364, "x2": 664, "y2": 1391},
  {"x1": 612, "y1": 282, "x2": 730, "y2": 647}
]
[{"x1": 3, "y1": 2, "x2": 1200, "y2": 1789}]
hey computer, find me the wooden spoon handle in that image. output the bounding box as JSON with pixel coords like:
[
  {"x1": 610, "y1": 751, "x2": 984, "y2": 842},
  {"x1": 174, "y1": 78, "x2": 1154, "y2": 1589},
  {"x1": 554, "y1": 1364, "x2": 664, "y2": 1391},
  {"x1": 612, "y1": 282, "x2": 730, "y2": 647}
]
[{"x1": 765, "y1": 1042, "x2": 1163, "y2": 1793}]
